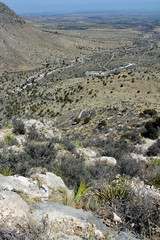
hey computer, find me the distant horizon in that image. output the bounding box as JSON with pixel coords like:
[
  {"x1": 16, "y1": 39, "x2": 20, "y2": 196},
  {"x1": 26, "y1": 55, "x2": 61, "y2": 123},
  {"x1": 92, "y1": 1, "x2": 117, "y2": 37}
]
[
  {"x1": 20, "y1": 9, "x2": 160, "y2": 17},
  {"x1": 1, "y1": 0, "x2": 160, "y2": 15}
]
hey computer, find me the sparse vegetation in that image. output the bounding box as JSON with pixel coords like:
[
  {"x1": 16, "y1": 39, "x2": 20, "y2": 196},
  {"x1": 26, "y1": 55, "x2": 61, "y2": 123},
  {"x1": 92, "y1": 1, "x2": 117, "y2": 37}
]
[{"x1": 0, "y1": 6, "x2": 160, "y2": 240}]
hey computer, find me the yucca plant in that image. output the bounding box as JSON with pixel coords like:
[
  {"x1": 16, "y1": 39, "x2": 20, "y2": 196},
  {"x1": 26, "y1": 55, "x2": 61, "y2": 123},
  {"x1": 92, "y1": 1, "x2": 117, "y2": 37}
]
[
  {"x1": 75, "y1": 181, "x2": 92, "y2": 204},
  {"x1": 96, "y1": 176, "x2": 131, "y2": 203},
  {"x1": 0, "y1": 167, "x2": 14, "y2": 176}
]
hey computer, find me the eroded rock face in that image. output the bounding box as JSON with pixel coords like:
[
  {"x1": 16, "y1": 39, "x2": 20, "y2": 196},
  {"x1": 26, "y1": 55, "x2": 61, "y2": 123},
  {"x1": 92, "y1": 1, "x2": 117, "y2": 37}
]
[{"x1": 0, "y1": 2, "x2": 25, "y2": 25}]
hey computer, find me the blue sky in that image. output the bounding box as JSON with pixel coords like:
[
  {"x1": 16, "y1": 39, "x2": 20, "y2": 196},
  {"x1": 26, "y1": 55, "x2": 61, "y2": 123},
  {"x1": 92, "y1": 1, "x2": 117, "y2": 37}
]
[{"x1": 1, "y1": 0, "x2": 160, "y2": 14}]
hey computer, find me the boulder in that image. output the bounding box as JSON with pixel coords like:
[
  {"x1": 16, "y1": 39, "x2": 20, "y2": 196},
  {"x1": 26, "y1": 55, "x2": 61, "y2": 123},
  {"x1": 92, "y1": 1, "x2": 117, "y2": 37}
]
[
  {"x1": 136, "y1": 138, "x2": 156, "y2": 154},
  {"x1": 0, "y1": 190, "x2": 29, "y2": 228},
  {"x1": 30, "y1": 172, "x2": 74, "y2": 204},
  {"x1": 129, "y1": 153, "x2": 148, "y2": 163},
  {"x1": 76, "y1": 147, "x2": 98, "y2": 158},
  {"x1": 85, "y1": 156, "x2": 117, "y2": 167},
  {"x1": 0, "y1": 174, "x2": 49, "y2": 199},
  {"x1": 23, "y1": 119, "x2": 61, "y2": 140},
  {"x1": 30, "y1": 172, "x2": 66, "y2": 191}
]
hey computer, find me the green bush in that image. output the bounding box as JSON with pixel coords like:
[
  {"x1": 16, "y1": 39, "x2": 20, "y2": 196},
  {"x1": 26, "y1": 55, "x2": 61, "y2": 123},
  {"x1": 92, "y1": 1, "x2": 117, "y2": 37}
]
[
  {"x1": 143, "y1": 109, "x2": 157, "y2": 117},
  {"x1": 143, "y1": 121, "x2": 158, "y2": 140},
  {"x1": 84, "y1": 117, "x2": 91, "y2": 124},
  {"x1": 4, "y1": 134, "x2": 18, "y2": 146},
  {"x1": 74, "y1": 118, "x2": 81, "y2": 124},
  {"x1": 60, "y1": 137, "x2": 75, "y2": 152},
  {"x1": 97, "y1": 120, "x2": 106, "y2": 130},
  {"x1": 147, "y1": 139, "x2": 160, "y2": 156}
]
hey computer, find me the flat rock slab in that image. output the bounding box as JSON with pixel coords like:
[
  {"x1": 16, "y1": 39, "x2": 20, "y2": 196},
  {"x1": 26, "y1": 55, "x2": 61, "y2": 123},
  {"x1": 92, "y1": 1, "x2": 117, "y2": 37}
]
[{"x1": 31, "y1": 202, "x2": 139, "y2": 240}]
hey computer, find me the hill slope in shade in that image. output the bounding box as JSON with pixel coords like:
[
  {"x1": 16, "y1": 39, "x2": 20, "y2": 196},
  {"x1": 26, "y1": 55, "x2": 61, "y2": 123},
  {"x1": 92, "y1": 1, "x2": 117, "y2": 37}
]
[{"x1": 0, "y1": 2, "x2": 82, "y2": 73}]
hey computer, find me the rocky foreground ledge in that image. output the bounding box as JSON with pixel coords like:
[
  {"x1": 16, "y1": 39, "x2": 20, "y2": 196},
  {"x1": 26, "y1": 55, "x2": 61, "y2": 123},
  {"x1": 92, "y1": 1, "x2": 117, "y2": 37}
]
[{"x1": 0, "y1": 171, "x2": 139, "y2": 240}]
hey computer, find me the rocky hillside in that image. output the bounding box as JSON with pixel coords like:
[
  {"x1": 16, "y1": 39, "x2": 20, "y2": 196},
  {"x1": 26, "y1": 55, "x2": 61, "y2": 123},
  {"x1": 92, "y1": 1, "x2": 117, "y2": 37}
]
[
  {"x1": 0, "y1": 2, "x2": 84, "y2": 73},
  {"x1": 0, "y1": 118, "x2": 159, "y2": 239},
  {"x1": 0, "y1": 2, "x2": 25, "y2": 25}
]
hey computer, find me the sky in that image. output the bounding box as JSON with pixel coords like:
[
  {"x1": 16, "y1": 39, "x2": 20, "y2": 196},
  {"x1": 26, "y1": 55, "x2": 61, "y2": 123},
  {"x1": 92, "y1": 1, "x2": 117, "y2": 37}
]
[{"x1": 1, "y1": 0, "x2": 160, "y2": 15}]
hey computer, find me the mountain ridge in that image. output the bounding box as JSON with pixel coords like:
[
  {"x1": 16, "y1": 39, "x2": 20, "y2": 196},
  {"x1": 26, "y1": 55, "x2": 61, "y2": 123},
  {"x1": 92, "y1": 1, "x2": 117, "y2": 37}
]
[{"x1": 0, "y1": 2, "x2": 25, "y2": 25}]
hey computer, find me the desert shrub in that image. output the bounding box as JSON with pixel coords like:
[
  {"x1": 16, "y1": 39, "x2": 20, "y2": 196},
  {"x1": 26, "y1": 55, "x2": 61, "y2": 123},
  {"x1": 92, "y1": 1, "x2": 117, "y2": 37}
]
[
  {"x1": 154, "y1": 172, "x2": 160, "y2": 186},
  {"x1": 121, "y1": 132, "x2": 142, "y2": 144},
  {"x1": 145, "y1": 158, "x2": 160, "y2": 187},
  {"x1": 0, "y1": 138, "x2": 58, "y2": 176},
  {"x1": 100, "y1": 137, "x2": 135, "y2": 160},
  {"x1": 154, "y1": 116, "x2": 160, "y2": 127},
  {"x1": 12, "y1": 117, "x2": 25, "y2": 135},
  {"x1": 88, "y1": 161, "x2": 118, "y2": 181},
  {"x1": 96, "y1": 176, "x2": 131, "y2": 203},
  {"x1": 0, "y1": 151, "x2": 31, "y2": 176},
  {"x1": 114, "y1": 195, "x2": 160, "y2": 238},
  {"x1": 58, "y1": 154, "x2": 90, "y2": 190},
  {"x1": 60, "y1": 137, "x2": 75, "y2": 152},
  {"x1": 25, "y1": 140, "x2": 57, "y2": 168},
  {"x1": 27, "y1": 124, "x2": 42, "y2": 141},
  {"x1": 143, "y1": 109, "x2": 157, "y2": 117},
  {"x1": 96, "y1": 177, "x2": 160, "y2": 238},
  {"x1": 4, "y1": 134, "x2": 19, "y2": 146},
  {"x1": 119, "y1": 155, "x2": 145, "y2": 176},
  {"x1": 0, "y1": 166, "x2": 13, "y2": 176},
  {"x1": 75, "y1": 181, "x2": 92, "y2": 204},
  {"x1": 143, "y1": 116, "x2": 160, "y2": 140}
]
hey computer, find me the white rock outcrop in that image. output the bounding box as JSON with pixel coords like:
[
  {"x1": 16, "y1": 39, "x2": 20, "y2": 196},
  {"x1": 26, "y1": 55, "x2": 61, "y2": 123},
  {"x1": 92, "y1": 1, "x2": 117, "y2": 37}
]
[
  {"x1": 24, "y1": 119, "x2": 61, "y2": 140},
  {"x1": 76, "y1": 147, "x2": 98, "y2": 158},
  {"x1": 85, "y1": 156, "x2": 117, "y2": 167}
]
